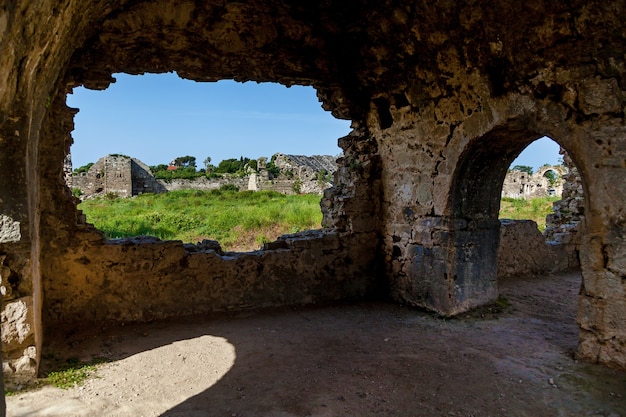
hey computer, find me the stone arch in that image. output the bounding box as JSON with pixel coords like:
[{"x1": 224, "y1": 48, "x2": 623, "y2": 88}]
[
  {"x1": 440, "y1": 101, "x2": 626, "y2": 368},
  {"x1": 448, "y1": 124, "x2": 539, "y2": 223},
  {"x1": 434, "y1": 122, "x2": 553, "y2": 315},
  {"x1": 536, "y1": 165, "x2": 566, "y2": 179}
]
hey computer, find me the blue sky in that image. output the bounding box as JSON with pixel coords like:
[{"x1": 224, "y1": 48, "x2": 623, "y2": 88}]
[
  {"x1": 67, "y1": 73, "x2": 349, "y2": 169},
  {"x1": 67, "y1": 72, "x2": 560, "y2": 170}
]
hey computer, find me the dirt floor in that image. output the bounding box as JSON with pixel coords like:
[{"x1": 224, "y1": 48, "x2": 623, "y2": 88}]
[{"x1": 6, "y1": 271, "x2": 626, "y2": 417}]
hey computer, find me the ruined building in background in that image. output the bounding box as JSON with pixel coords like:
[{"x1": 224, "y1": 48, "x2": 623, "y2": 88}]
[
  {"x1": 251, "y1": 153, "x2": 337, "y2": 194},
  {"x1": 71, "y1": 153, "x2": 338, "y2": 198},
  {"x1": 544, "y1": 149, "x2": 585, "y2": 250},
  {"x1": 72, "y1": 154, "x2": 166, "y2": 197},
  {"x1": 501, "y1": 165, "x2": 566, "y2": 198}
]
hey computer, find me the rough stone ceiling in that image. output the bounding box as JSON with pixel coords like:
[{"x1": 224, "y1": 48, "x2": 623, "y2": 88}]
[{"x1": 65, "y1": 0, "x2": 625, "y2": 121}]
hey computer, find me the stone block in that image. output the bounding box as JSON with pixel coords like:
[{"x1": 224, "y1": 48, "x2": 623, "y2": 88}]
[
  {"x1": 598, "y1": 338, "x2": 626, "y2": 370},
  {"x1": 581, "y1": 270, "x2": 623, "y2": 299},
  {"x1": 576, "y1": 329, "x2": 601, "y2": 362},
  {"x1": 0, "y1": 214, "x2": 21, "y2": 243},
  {"x1": 577, "y1": 294, "x2": 604, "y2": 331},
  {"x1": 1, "y1": 297, "x2": 33, "y2": 347},
  {"x1": 14, "y1": 346, "x2": 37, "y2": 374},
  {"x1": 578, "y1": 77, "x2": 622, "y2": 115}
]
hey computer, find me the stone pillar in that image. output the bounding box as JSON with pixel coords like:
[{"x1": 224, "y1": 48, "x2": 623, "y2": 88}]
[
  {"x1": 378, "y1": 91, "x2": 529, "y2": 316},
  {"x1": 0, "y1": 114, "x2": 42, "y2": 385},
  {"x1": 321, "y1": 124, "x2": 382, "y2": 235},
  {"x1": 574, "y1": 127, "x2": 626, "y2": 369},
  {"x1": 257, "y1": 157, "x2": 269, "y2": 181},
  {"x1": 404, "y1": 217, "x2": 499, "y2": 315},
  {"x1": 247, "y1": 172, "x2": 258, "y2": 191}
]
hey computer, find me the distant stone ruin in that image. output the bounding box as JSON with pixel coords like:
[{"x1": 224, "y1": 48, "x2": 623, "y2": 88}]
[
  {"x1": 72, "y1": 154, "x2": 166, "y2": 197},
  {"x1": 70, "y1": 153, "x2": 338, "y2": 198},
  {"x1": 501, "y1": 165, "x2": 565, "y2": 198},
  {"x1": 254, "y1": 153, "x2": 337, "y2": 194}
]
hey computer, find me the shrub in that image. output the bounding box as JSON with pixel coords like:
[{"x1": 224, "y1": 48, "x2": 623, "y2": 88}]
[
  {"x1": 266, "y1": 155, "x2": 281, "y2": 178},
  {"x1": 220, "y1": 184, "x2": 239, "y2": 192},
  {"x1": 72, "y1": 162, "x2": 94, "y2": 175},
  {"x1": 316, "y1": 170, "x2": 332, "y2": 188},
  {"x1": 292, "y1": 179, "x2": 302, "y2": 194},
  {"x1": 153, "y1": 167, "x2": 203, "y2": 181}
]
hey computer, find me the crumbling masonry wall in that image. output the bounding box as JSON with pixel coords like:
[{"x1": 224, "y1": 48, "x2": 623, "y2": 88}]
[
  {"x1": 501, "y1": 165, "x2": 565, "y2": 198},
  {"x1": 72, "y1": 153, "x2": 337, "y2": 198},
  {"x1": 1, "y1": 1, "x2": 626, "y2": 394},
  {"x1": 44, "y1": 230, "x2": 380, "y2": 327}
]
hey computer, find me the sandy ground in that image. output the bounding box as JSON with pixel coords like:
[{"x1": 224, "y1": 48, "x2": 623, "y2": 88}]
[{"x1": 7, "y1": 271, "x2": 626, "y2": 417}]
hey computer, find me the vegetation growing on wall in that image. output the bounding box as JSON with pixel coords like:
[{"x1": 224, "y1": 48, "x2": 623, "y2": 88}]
[
  {"x1": 150, "y1": 166, "x2": 204, "y2": 180},
  {"x1": 509, "y1": 165, "x2": 534, "y2": 174},
  {"x1": 73, "y1": 162, "x2": 94, "y2": 175},
  {"x1": 266, "y1": 154, "x2": 281, "y2": 178}
]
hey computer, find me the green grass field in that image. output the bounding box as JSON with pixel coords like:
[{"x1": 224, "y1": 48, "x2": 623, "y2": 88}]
[
  {"x1": 78, "y1": 191, "x2": 559, "y2": 251},
  {"x1": 499, "y1": 196, "x2": 559, "y2": 231},
  {"x1": 78, "y1": 190, "x2": 322, "y2": 251}
]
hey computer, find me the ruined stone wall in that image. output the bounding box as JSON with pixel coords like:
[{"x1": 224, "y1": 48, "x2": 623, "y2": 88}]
[
  {"x1": 159, "y1": 176, "x2": 248, "y2": 192},
  {"x1": 271, "y1": 154, "x2": 337, "y2": 194},
  {"x1": 374, "y1": 73, "x2": 626, "y2": 368},
  {"x1": 255, "y1": 178, "x2": 296, "y2": 194},
  {"x1": 545, "y1": 149, "x2": 585, "y2": 245},
  {"x1": 103, "y1": 155, "x2": 132, "y2": 197},
  {"x1": 497, "y1": 219, "x2": 577, "y2": 279},
  {"x1": 72, "y1": 155, "x2": 133, "y2": 198},
  {"x1": 131, "y1": 159, "x2": 166, "y2": 195},
  {"x1": 501, "y1": 166, "x2": 565, "y2": 199},
  {"x1": 1, "y1": 250, "x2": 36, "y2": 380},
  {"x1": 43, "y1": 228, "x2": 381, "y2": 327},
  {"x1": 73, "y1": 153, "x2": 337, "y2": 197},
  {"x1": 274, "y1": 154, "x2": 338, "y2": 175}
]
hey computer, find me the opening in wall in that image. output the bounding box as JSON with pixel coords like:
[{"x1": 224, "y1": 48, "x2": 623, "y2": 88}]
[
  {"x1": 67, "y1": 73, "x2": 350, "y2": 251},
  {"x1": 499, "y1": 136, "x2": 564, "y2": 232}
]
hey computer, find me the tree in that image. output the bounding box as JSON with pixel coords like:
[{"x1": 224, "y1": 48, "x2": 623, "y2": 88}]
[
  {"x1": 149, "y1": 164, "x2": 169, "y2": 173},
  {"x1": 214, "y1": 158, "x2": 239, "y2": 174},
  {"x1": 266, "y1": 154, "x2": 281, "y2": 178},
  {"x1": 173, "y1": 155, "x2": 196, "y2": 168},
  {"x1": 544, "y1": 170, "x2": 559, "y2": 187},
  {"x1": 203, "y1": 156, "x2": 212, "y2": 171},
  {"x1": 511, "y1": 165, "x2": 533, "y2": 175},
  {"x1": 213, "y1": 156, "x2": 251, "y2": 175},
  {"x1": 73, "y1": 162, "x2": 94, "y2": 175},
  {"x1": 247, "y1": 159, "x2": 258, "y2": 171}
]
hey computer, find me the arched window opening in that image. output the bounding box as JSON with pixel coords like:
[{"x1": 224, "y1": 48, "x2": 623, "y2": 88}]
[
  {"x1": 445, "y1": 129, "x2": 583, "y2": 307},
  {"x1": 499, "y1": 136, "x2": 564, "y2": 232},
  {"x1": 66, "y1": 73, "x2": 350, "y2": 251}
]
